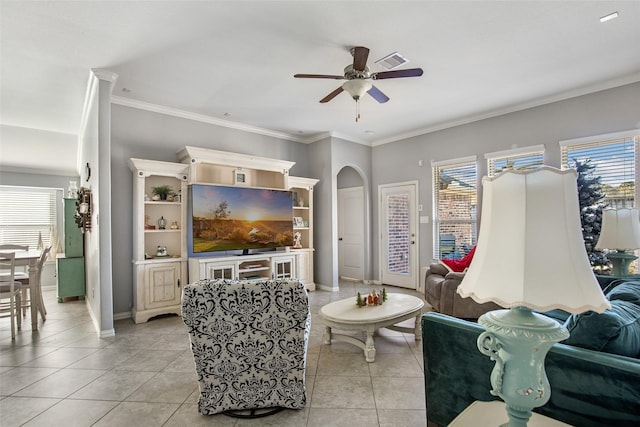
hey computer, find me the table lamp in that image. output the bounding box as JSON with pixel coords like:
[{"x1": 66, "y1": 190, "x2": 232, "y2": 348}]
[
  {"x1": 595, "y1": 208, "x2": 640, "y2": 276},
  {"x1": 458, "y1": 166, "x2": 610, "y2": 427}
]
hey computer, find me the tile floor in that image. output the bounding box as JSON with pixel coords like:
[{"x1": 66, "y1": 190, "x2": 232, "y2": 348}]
[{"x1": 1, "y1": 282, "x2": 431, "y2": 427}]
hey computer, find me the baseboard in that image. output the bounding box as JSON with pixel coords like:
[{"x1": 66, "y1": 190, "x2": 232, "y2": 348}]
[
  {"x1": 100, "y1": 328, "x2": 115, "y2": 338},
  {"x1": 84, "y1": 298, "x2": 100, "y2": 336},
  {"x1": 317, "y1": 283, "x2": 339, "y2": 292},
  {"x1": 113, "y1": 311, "x2": 132, "y2": 321}
]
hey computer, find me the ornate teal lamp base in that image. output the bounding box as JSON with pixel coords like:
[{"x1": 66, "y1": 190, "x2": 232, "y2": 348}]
[
  {"x1": 606, "y1": 250, "x2": 638, "y2": 277},
  {"x1": 477, "y1": 307, "x2": 570, "y2": 427}
]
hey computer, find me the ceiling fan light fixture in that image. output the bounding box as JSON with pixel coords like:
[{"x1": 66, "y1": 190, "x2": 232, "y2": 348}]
[{"x1": 342, "y1": 79, "x2": 373, "y2": 99}]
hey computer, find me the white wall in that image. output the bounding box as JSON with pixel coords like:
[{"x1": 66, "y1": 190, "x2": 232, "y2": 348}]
[{"x1": 371, "y1": 81, "x2": 640, "y2": 280}]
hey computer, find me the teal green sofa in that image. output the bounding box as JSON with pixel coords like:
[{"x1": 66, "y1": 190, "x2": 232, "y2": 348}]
[{"x1": 422, "y1": 285, "x2": 640, "y2": 427}]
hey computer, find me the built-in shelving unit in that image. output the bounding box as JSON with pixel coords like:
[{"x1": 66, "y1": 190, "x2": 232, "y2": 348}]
[
  {"x1": 129, "y1": 158, "x2": 189, "y2": 323},
  {"x1": 179, "y1": 147, "x2": 318, "y2": 290},
  {"x1": 289, "y1": 176, "x2": 319, "y2": 290}
]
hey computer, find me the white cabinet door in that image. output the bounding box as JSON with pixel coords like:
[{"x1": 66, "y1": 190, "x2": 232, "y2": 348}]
[
  {"x1": 145, "y1": 262, "x2": 181, "y2": 309},
  {"x1": 295, "y1": 250, "x2": 314, "y2": 289},
  {"x1": 272, "y1": 255, "x2": 295, "y2": 280},
  {"x1": 204, "y1": 262, "x2": 236, "y2": 280}
]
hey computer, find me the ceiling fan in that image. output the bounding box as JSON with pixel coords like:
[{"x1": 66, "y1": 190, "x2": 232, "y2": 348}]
[{"x1": 294, "y1": 46, "x2": 423, "y2": 121}]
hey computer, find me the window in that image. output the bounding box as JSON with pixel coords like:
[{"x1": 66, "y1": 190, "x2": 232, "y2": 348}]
[
  {"x1": 0, "y1": 186, "x2": 59, "y2": 249},
  {"x1": 560, "y1": 130, "x2": 639, "y2": 273},
  {"x1": 560, "y1": 130, "x2": 638, "y2": 209},
  {"x1": 432, "y1": 156, "x2": 477, "y2": 260},
  {"x1": 486, "y1": 144, "x2": 545, "y2": 177}
]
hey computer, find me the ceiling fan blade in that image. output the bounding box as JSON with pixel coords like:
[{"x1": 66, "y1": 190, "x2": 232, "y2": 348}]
[
  {"x1": 368, "y1": 85, "x2": 389, "y2": 103},
  {"x1": 320, "y1": 86, "x2": 344, "y2": 103},
  {"x1": 372, "y1": 68, "x2": 424, "y2": 80},
  {"x1": 352, "y1": 46, "x2": 370, "y2": 72},
  {"x1": 294, "y1": 73, "x2": 345, "y2": 79}
]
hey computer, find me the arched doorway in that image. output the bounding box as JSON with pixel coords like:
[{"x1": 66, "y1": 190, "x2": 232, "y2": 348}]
[{"x1": 337, "y1": 166, "x2": 365, "y2": 281}]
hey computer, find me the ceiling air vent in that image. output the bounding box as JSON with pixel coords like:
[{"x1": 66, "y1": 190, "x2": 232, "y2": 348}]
[{"x1": 375, "y1": 52, "x2": 409, "y2": 70}]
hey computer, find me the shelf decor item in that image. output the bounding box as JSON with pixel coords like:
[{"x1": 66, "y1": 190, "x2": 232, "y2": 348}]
[
  {"x1": 233, "y1": 168, "x2": 247, "y2": 185},
  {"x1": 457, "y1": 167, "x2": 610, "y2": 427},
  {"x1": 74, "y1": 187, "x2": 92, "y2": 233},
  {"x1": 158, "y1": 216, "x2": 167, "y2": 230},
  {"x1": 67, "y1": 181, "x2": 78, "y2": 198},
  {"x1": 152, "y1": 184, "x2": 173, "y2": 201}
]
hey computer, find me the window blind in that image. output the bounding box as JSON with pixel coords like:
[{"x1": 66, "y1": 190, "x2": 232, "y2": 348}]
[
  {"x1": 561, "y1": 136, "x2": 638, "y2": 208},
  {"x1": 0, "y1": 186, "x2": 58, "y2": 249},
  {"x1": 486, "y1": 145, "x2": 545, "y2": 177},
  {"x1": 432, "y1": 159, "x2": 477, "y2": 260}
]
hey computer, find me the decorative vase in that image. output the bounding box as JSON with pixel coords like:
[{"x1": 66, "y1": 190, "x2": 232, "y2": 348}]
[
  {"x1": 67, "y1": 181, "x2": 78, "y2": 198},
  {"x1": 158, "y1": 216, "x2": 167, "y2": 230}
]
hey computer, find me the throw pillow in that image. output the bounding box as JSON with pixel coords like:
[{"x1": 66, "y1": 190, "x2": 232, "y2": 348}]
[
  {"x1": 563, "y1": 298, "x2": 640, "y2": 358},
  {"x1": 440, "y1": 246, "x2": 476, "y2": 273},
  {"x1": 605, "y1": 281, "x2": 640, "y2": 305}
]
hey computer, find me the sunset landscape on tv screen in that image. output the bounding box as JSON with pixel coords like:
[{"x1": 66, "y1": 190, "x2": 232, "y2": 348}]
[{"x1": 190, "y1": 184, "x2": 293, "y2": 253}]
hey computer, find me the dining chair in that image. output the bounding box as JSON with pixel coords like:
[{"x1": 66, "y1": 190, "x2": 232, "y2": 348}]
[
  {"x1": 0, "y1": 244, "x2": 30, "y2": 316},
  {"x1": 0, "y1": 252, "x2": 24, "y2": 340},
  {"x1": 17, "y1": 246, "x2": 51, "y2": 319}
]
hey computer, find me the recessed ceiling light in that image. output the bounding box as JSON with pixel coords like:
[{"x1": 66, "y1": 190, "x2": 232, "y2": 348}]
[
  {"x1": 600, "y1": 11, "x2": 619, "y2": 22},
  {"x1": 122, "y1": 87, "x2": 131, "y2": 93},
  {"x1": 364, "y1": 130, "x2": 375, "y2": 135},
  {"x1": 223, "y1": 112, "x2": 231, "y2": 117}
]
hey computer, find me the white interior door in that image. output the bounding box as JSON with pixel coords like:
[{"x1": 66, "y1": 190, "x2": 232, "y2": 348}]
[
  {"x1": 338, "y1": 186, "x2": 365, "y2": 280},
  {"x1": 379, "y1": 182, "x2": 418, "y2": 289}
]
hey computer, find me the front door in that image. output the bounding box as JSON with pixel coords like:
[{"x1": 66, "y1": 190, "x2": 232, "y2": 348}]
[{"x1": 379, "y1": 182, "x2": 418, "y2": 289}]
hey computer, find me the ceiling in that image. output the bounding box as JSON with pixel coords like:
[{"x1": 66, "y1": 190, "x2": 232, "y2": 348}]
[{"x1": 2, "y1": 1, "x2": 640, "y2": 172}]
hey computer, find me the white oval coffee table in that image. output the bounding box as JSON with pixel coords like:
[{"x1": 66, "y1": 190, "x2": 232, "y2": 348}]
[{"x1": 319, "y1": 293, "x2": 424, "y2": 362}]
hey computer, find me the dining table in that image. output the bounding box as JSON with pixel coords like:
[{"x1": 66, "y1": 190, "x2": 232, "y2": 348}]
[{"x1": 0, "y1": 249, "x2": 43, "y2": 331}]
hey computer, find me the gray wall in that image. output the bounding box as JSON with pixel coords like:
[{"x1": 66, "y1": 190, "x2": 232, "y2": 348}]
[
  {"x1": 308, "y1": 137, "x2": 373, "y2": 290},
  {"x1": 110, "y1": 104, "x2": 312, "y2": 315},
  {"x1": 371, "y1": 81, "x2": 640, "y2": 280},
  {"x1": 337, "y1": 166, "x2": 363, "y2": 189},
  {"x1": 7, "y1": 80, "x2": 637, "y2": 317},
  {"x1": 307, "y1": 137, "x2": 333, "y2": 289}
]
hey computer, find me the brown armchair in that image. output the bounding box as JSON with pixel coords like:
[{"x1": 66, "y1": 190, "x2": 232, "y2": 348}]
[{"x1": 424, "y1": 263, "x2": 501, "y2": 319}]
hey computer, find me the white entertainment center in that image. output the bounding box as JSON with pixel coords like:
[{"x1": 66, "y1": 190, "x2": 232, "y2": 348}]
[{"x1": 129, "y1": 147, "x2": 318, "y2": 323}]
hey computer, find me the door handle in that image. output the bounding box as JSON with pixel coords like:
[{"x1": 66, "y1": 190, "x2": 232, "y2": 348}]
[
  {"x1": 411, "y1": 241, "x2": 415, "y2": 245},
  {"x1": 177, "y1": 279, "x2": 181, "y2": 288},
  {"x1": 339, "y1": 237, "x2": 343, "y2": 241}
]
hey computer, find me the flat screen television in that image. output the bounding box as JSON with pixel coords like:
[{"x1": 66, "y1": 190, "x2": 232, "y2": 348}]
[{"x1": 188, "y1": 184, "x2": 294, "y2": 256}]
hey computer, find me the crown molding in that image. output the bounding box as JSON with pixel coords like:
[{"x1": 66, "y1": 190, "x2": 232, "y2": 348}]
[
  {"x1": 371, "y1": 73, "x2": 640, "y2": 147},
  {"x1": 91, "y1": 68, "x2": 119, "y2": 84},
  {"x1": 111, "y1": 96, "x2": 315, "y2": 144},
  {"x1": 329, "y1": 131, "x2": 370, "y2": 146},
  {"x1": 111, "y1": 73, "x2": 640, "y2": 149}
]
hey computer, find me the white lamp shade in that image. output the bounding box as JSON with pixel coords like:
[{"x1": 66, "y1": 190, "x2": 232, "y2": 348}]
[
  {"x1": 595, "y1": 208, "x2": 640, "y2": 251},
  {"x1": 458, "y1": 166, "x2": 610, "y2": 314}
]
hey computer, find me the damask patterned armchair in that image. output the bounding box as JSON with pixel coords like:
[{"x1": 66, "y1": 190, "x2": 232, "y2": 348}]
[{"x1": 182, "y1": 279, "x2": 311, "y2": 417}]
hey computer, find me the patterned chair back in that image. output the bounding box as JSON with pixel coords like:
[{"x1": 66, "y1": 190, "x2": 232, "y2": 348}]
[{"x1": 182, "y1": 279, "x2": 310, "y2": 415}]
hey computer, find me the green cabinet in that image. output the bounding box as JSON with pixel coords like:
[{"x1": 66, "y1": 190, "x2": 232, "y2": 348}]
[
  {"x1": 57, "y1": 255, "x2": 85, "y2": 302},
  {"x1": 57, "y1": 198, "x2": 85, "y2": 302},
  {"x1": 63, "y1": 198, "x2": 83, "y2": 257}
]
